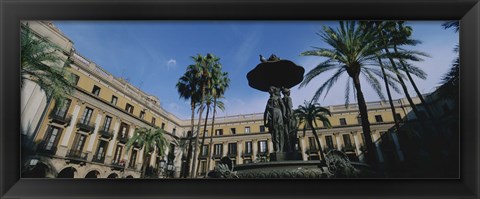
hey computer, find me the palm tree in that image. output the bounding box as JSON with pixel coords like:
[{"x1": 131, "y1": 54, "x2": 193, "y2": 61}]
[
  {"x1": 206, "y1": 71, "x2": 229, "y2": 171},
  {"x1": 439, "y1": 21, "x2": 459, "y2": 105},
  {"x1": 125, "y1": 127, "x2": 168, "y2": 178},
  {"x1": 300, "y1": 21, "x2": 396, "y2": 166},
  {"x1": 189, "y1": 53, "x2": 220, "y2": 178},
  {"x1": 294, "y1": 100, "x2": 331, "y2": 162},
  {"x1": 176, "y1": 65, "x2": 201, "y2": 178},
  {"x1": 21, "y1": 23, "x2": 76, "y2": 105}
]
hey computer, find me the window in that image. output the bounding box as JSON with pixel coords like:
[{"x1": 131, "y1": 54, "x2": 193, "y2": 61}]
[
  {"x1": 92, "y1": 85, "x2": 101, "y2": 96},
  {"x1": 357, "y1": 116, "x2": 362, "y2": 125},
  {"x1": 125, "y1": 103, "x2": 134, "y2": 114},
  {"x1": 228, "y1": 143, "x2": 237, "y2": 155},
  {"x1": 129, "y1": 150, "x2": 138, "y2": 168},
  {"x1": 161, "y1": 123, "x2": 165, "y2": 130},
  {"x1": 151, "y1": 117, "x2": 156, "y2": 125},
  {"x1": 214, "y1": 144, "x2": 223, "y2": 155},
  {"x1": 343, "y1": 134, "x2": 352, "y2": 148},
  {"x1": 308, "y1": 137, "x2": 317, "y2": 150},
  {"x1": 103, "y1": 116, "x2": 112, "y2": 131},
  {"x1": 119, "y1": 122, "x2": 129, "y2": 139},
  {"x1": 201, "y1": 145, "x2": 208, "y2": 156},
  {"x1": 172, "y1": 128, "x2": 176, "y2": 135},
  {"x1": 258, "y1": 140, "x2": 268, "y2": 153},
  {"x1": 79, "y1": 107, "x2": 93, "y2": 124},
  {"x1": 43, "y1": 126, "x2": 62, "y2": 151},
  {"x1": 139, "y1": 111, "x2": 145, "y2": 119},
  {"x1": 215, "y1": 129, "x2": 223, "y2": 136},
  {"x1": 200, "y1": 161, "x2": 207, "y2": 175},
  {"x1": 54, "y1": 99, "x2": 71, "y2": 118},
  {"x1": 245, "y1": 126, "x2": 251, "y2": 133},
  {"x1": 245, "y1": 141, "x2": 252, "y2": 154},
  {"x1": 325, "y1": 135, "x2": 334, "y2": 149},
  {"x1": 113, "y1": 145, "x2": 123, "y2": 163},
  {"x1": 259, "y1": 125, "x2": 265, "y2": 132},
  {"x1": 375, "y1": 115, "x2": 383, "y2": 122},
  {"x1": 72, "y1": 133, "x2": 87, "y2": 152},
  {"x1": 111, "y1": 95, "x2": 118, "y2": 105},
  {"x1": 230, "y1": 128, "x2": 236, "y2": 135},
  {"x1": 243, "y1": 159, "x2": 252, "y2": 164},
  {"x1": 339, "y1": 118, "x2": 347, "y2": 126},
  {"x1": 94, "y1": 140, "x2": 108, "y2": 162},
  {"x1": 72, "y1": 74, "x2": 80, "y2": 85}
]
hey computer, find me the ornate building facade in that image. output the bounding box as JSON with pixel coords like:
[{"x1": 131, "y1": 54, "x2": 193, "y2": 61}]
[{"x1": 21, "y1": 21, "x2": 457, "y2": 178}]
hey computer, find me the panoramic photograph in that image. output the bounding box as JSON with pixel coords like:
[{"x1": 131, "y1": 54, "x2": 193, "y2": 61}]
[{"x1": 20, "y1": 20, "x2": 459, "y2": 179}]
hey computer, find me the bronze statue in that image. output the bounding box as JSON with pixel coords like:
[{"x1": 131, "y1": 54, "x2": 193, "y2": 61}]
[
  {"x1": 282, "y1": 87, "x2": 298, "y2": 152},
  {"x1": 264, "y1": 86, "x2": 285, "y2": 153}
]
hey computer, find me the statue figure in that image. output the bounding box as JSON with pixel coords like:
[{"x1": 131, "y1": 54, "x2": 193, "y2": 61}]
[
  {"x1": 282, "y1": 87, "x2": 296, "y2": 152},
  {"x1": 264, "y1": 86, "x2": 285, "y2": 153}
]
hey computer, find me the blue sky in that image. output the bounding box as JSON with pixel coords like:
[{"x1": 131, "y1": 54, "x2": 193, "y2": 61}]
[{"x1": 54, "y1": 21, "x2": 458, "y2": 120}]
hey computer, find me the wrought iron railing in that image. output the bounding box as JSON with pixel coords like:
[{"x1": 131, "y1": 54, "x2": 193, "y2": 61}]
[
  {"x1": 65, "y1": 149, "x2": 88, "y2": 161},
  {"x1": 76, "y1": 119, "x2": 95, "y2": 132},
  {"x1": 49, "y1": 111, "x2": 72, "y2": 125}
]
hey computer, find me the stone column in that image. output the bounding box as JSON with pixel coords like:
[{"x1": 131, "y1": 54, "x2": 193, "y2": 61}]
[
  {"x1": 352, "y1": 131, "x2": 362, "y2": 156},
  {"x1": 58, "y1": 104, "x2": 81, "y2": 157},
  {"x1": 237, "y1": 141, "x2": 243, "y2": 164},
  {"x1": 106, "y1": 120, "x2": 120, "y2": 157},
  {"x1": 267, "y1": 139, "x2": 274, "y2": 154},
  {"x1": 300, "y1": 136, "x2": 308, "y2": 161},
  {"x1": 334, "y1": 133, "x2": 342, "y2": 150},
  {"x1": 222, "y1": 142, "x2": 228, "y2": 157},
  {"x1": 252, "y1": 139, "x2": 258, "y2": 162},
  {"x1": 86, "y1": 113, "x2": 103, "y2": 160}
]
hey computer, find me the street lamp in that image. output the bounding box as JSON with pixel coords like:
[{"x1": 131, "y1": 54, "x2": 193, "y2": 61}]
[
  {"x1": 167, "y1": 161, "x2": 174, "y2": 178},
  {"x1": 159, "y1": 159, "x2": 166, "y2": 178}
]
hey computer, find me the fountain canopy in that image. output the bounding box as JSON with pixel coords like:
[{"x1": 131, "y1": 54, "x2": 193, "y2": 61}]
[{"x1": 247, "y1": 58, "x2": 305, "y2": 92}]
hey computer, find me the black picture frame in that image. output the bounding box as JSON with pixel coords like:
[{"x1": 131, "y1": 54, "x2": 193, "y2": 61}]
[{"x1": 1, "y1": 0, "x2": 479, "y2": 198}]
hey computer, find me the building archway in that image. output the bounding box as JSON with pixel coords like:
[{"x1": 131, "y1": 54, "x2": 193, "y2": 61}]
[
  {"x1": 125, "y1": 175, "x2": 134, "y2": 178},
  {"x1": 85, "y1": 170, "x2": 100, "y2": 178},
  {"x1": 107, "y1": 173, "x2": 118, "y2": 178},
  {"x1": 57, "y1": 167, "x2": 76, "y2": 178}
]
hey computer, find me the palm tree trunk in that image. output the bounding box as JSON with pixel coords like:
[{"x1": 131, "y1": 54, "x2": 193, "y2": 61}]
[
  {"x1": 191, "y1": 85, "x2": 206, "y2": 178},
  {"x1": 183, "y1": 102, "x2": 195, "y2": 178},
  {"x1": 352, "y1": 75, "x2": 378, "y2": 166},
  {"x1": 141, "y1": 153, "x2": 149, "y2": 178},
  {"x1": 195, "y1": 103, "x2": 211, "y2": 176},
  {"x1": 377, "y1": 57, "x2": 401, "y2": 132},
  {"x1": 309, "y1": 121, "x2": 325, "y2": 163},
  {"x1": 393, "y1": 46, "x2": 441, "y2": 131},
  {"x1": 206, "y1": 97, "x2": 217, "y2": 172}
]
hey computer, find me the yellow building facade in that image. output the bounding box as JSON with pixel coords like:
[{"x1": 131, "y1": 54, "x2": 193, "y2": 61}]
[{"x1": 22, "y1": 21, "x2": 456, "y2": 178}]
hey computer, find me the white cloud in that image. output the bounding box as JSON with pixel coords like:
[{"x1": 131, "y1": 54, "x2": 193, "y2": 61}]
[{"x1": 166, "y1": 59, "x2": 177, "y2": 69}]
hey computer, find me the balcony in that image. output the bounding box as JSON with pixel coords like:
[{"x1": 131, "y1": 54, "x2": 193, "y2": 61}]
[
  {"x1": 65, "y1": 149, "x2": 88, "y2": 162},
  {"x1": 212, "y1": 154, "x2": 223, "y2": 159},
  {"x1": 92, "y1": 154, "x2": 105, "y2": 163},
  {"x1": 76, "y1": 119, "x2": 95, "y2": 133},
  {"x1": 117, "y1": 135, "x2": 128, "y2": 144},
  {"x1": 133, "y1": 141, "x2": 142, "y2": 149},
  {"x1": 227, "y1": 152, "x2": 237, "y2": 158},
  {"x1": 111, "y1": 160, "x2": 125, "y2": 171},
  {"x1": 49, "y1": 111, "x2": 72, "y2": 125},
  {"x1": 199, "y1": 153, "x2": 209, "y2": 159},
  {"x1": 258, "y1": 151, "x2": 268, "y2": 156},
  {"x1": 99, "y1": 129, "x2": 113, "y2": 139},
  {"x1": 36, "y1": 141, "x2": 57, "y2": 155},
  {"x1": 342, "y1": 145, "x2": 356, "y2": 153},
  {"x1": 306, "y1": 148, "x2": 319, "y2": 154},
  {"x1": 242, "y1": 152, "x2": 253, "y2": 158}
]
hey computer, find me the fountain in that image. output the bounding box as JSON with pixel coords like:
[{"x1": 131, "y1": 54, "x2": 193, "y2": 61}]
[{"x1": 207, "y1": 55, "x2": 376, "y2": 178}]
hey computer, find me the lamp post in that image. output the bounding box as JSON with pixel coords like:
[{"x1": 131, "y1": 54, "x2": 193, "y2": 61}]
[
  {"x1": 159, "y1": 159, "x2": 166, "y2": 178},
  {"x1": 167, "y1": 161, "x2": 174, "y2": 178}
]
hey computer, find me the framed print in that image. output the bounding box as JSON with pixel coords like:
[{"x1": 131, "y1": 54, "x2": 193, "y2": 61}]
[{"x1": 1, "y1": 0, "x2": 479, "y2": 198}]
